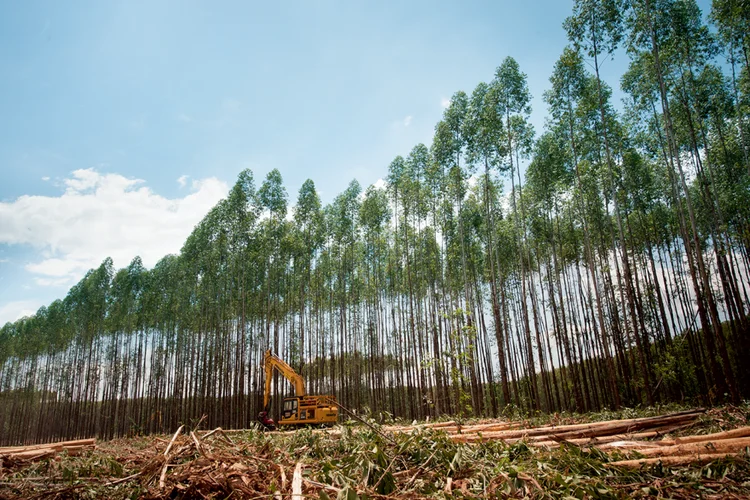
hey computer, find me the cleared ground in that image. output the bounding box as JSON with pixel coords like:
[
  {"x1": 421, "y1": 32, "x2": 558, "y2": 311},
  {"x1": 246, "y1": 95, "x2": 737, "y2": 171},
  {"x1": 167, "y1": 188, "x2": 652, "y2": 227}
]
[{"x1": 1, "y1": 405, "x2": 749, "y2": 499}]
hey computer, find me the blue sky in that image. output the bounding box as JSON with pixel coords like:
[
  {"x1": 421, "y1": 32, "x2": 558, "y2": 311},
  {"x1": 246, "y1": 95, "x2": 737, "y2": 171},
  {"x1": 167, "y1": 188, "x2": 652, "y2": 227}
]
[{"x1": 0, "y1": 0, "x2": 713, "y2": 324}]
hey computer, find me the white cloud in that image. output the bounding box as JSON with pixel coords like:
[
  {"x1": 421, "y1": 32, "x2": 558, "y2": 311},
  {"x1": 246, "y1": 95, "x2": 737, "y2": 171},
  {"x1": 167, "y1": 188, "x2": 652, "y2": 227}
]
[
  {"x1": 0, "y1": 258, "x2": 9, "y2": 263},
  {"x1": 372, "y1": 178, "x2": 387, "y2": 190},
  {"x1": 441, "y1": 97, "x2": 450, "y2": 109},
  {"x1": 41, "y1": 176, "x2": 50, "y2": 181},
  {"x1": 177, "y1": 175, "x2": 189, "y2": 188},
  {"x1": 0, "y1": 168, "x2": 228, "y2": 287},
  {"x1": 0, "y1": 300, "x2": 42, "y2": 325},
  {"x1": 33, "y1": 277, "x2": 72, "y2": 287},
  {"x1": 403, "y1": 115, "x2": 413, "y2": 127}
]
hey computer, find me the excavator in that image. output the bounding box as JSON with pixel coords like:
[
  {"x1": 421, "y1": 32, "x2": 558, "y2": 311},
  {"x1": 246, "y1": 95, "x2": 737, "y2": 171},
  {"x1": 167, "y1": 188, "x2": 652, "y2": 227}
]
[{"x1": 260, "y1": 349, "x2": 338, "y2": 427}]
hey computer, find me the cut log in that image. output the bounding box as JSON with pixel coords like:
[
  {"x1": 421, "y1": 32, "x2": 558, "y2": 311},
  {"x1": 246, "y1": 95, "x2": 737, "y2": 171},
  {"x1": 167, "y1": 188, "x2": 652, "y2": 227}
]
[
  {"x1": 609, "y1": 452, "x2": 740, "y2": 468},
  {"x1": 3, "y1": 448, "x2": 56, "y2": 461},
  {"x1": 541, "y1": 414, "x2": 700, "y2": 441},
  {"x1": 382, "y1": 420, "x2": 459, "y2": 433},
  {"x1": 0, "y1": 438, "x2": 96, "y2": 463},
  {"x1": 534, "y1": 438, "x2": 667, "y2": 450},
  {"x1": 0, "y1": 438, "x2": 96, "y2": 455},
  {"x1": 667, "y1": 426, "x2": 750, "y2": 445},
  {"x1": 455, "y1": 422, "x2": 517, "y2": 434},
  {"x1": 535, "y1": 428, "x2": 697, "y2": 450},
  {"x1": 635, "y1": 437, "x2": 750, "y2": 458},
  {"x1": 449, "y1": 411, "x2": 703, "y2": 443}
]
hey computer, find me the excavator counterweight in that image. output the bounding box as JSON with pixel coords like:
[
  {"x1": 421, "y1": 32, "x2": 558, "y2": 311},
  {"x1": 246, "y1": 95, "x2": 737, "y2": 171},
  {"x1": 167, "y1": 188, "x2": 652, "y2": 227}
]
[{"x1": 262, "y1": 350, "x2": 338, "y2": 426}]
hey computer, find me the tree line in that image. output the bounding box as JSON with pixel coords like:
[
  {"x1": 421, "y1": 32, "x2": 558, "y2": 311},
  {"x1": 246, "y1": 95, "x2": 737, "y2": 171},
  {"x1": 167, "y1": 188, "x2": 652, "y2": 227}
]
[{"x1": 1, "y1": 0, "x2": 748, "y2": 445}]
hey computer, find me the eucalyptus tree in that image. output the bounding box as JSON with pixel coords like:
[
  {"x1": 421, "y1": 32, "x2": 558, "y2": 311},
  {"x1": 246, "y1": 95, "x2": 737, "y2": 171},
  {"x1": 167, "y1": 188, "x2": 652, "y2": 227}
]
[
  {"x1": 545, "y1": 48, "x2": 623, "y2": 408},
  {"x1": 293, "y1": 179, "x2": 324, "y2": 371},
  {"x1": 386, "y1": 154, "x2": 408, "y2": 409},
  {"x1": 103, "y1": 257, "x2": 146, "y2": 438},
  {"x1": 625, "y1": 0, "x2": 740, "y2": 402},
  {"x1": 460, "y1": 180, "x2": 498, "y2": 414},
  {"x1": 621, "y1": 53, "x2": 694, "y2": 367},
  {"x1": 524, "y1": 134, "x2": 571, "y2": 409},
  {"x1": 259, "y1": 169, "x2": 288, "y2": 354},
  {"x1": 525, "y1": 130, "x2": 587, "y2": 411},
  {"x1": 490, "y1": 56, "x2": 548, "y2": 409},
  {"x1": 566, "y1": 0, "x2": 651, "y2": 407},
  {"x1": 424, "y1": 142, "x2": 453, "y2": 412},
  {"x1": 359, "y1": 185, "x2": 392, "y2": 411},
  {"x1": 464, "y1": 81, "x2": 512, "y2": 406},
  {"x1": 439, "y1": 93, "x2": 475, "y2": 353},
  {"x1": 224, "y1": 169, "x2": 259, "y2": 425},
  {"x1": 676, "y1": 56, "x2": 750, "y2": 362},
  {"x1": 403, "y1": 144, "x2": 432, "y2": 412},
  {"x1": 710, "y1": 0, "x2": 750, "y2": 172},
  {"x1": 432, "y1": 92, "x2": 484, "y2": 413},
  {"x1": 328, "y1": 180, "x2": 362, "y2": 407}
]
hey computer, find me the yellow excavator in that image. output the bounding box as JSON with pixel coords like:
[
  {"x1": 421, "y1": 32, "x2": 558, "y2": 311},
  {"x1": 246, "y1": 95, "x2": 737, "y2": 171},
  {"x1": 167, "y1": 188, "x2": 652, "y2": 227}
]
[{"x1": 261, "y1": 349, "x2": 338, "y2": 427}]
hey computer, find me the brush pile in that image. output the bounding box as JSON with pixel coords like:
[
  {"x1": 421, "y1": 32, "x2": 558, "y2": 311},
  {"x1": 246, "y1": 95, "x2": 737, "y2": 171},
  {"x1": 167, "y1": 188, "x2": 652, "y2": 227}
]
[{"x1": 137, "y1": 425, "x2": 294, "y2": 498}]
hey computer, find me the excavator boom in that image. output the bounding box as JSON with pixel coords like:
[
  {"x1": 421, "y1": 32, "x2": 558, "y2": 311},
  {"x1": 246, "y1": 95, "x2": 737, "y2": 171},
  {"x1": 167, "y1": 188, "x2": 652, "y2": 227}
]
[{"x1": 263, "y1": 350, "x2": 306, "y2": 408}]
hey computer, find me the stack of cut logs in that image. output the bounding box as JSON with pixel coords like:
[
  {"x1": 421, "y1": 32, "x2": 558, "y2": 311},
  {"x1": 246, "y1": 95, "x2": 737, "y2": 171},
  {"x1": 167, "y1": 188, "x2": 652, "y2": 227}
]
[
  {"x1": 0, "y1": 438, "x2": 96, "y2": 462},
  {"x1": 606, "y1": 427, "x2": 750, "y2": 467},
  {"x1": 381, "y1": 409, "x2": 750, "y2": 467}
]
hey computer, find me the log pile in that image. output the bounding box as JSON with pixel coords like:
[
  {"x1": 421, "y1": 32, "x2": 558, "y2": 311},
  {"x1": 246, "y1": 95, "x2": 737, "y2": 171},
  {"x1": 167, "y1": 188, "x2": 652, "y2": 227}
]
[
  {"x1": 381, "y1": 409, "x2": 750, "y2": 467},
  {"x1": 607, "y1": 426, "x2": 750, "y2": 467},
  {"x1": 0, "y1": 438, "x2": 96, "y2": 462},
  {"x1": 381, "y1": 408, "x2": 704, "y2": 445}
]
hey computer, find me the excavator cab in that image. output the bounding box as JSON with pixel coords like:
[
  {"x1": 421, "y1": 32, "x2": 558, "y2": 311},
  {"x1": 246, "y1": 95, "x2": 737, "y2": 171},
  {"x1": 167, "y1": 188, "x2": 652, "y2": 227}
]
[
  {"x1": 282, "y1": 398, "x2": 298, "y2": 421},
  {"x1": 279, "y1": 395, "x2": 338, "y2": 425}
]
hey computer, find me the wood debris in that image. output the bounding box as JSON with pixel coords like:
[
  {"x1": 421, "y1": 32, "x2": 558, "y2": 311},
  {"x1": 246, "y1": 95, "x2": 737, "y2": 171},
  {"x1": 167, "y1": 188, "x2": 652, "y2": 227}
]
[
  {"x1": 443, "y1": 409, "x2": 705, "y2": 444},
  {"x1": 607, "y1": 429, "x2": 750, "y2": 468},
  {"x1": 377, "y1": 409, "x2": 749, "y2": 468},
  {"x1": 141, "y1": 426, "x2": 290, "y2": 498},
  {"x1": 373, "y1": 409, "x2": 705, "y2": 449},
  {"x1": 0, "y1": 438, "x2": 96, "y2": 462},
  {"x1": 0, "y1": 407, "x2": 748, "y2": 499}
]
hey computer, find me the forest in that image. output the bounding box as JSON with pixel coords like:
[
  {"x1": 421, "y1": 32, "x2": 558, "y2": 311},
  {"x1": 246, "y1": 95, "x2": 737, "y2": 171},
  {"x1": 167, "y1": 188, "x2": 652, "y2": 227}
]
[{"x1": 0, "y1": 0, "x2": 749, "y2": 447}]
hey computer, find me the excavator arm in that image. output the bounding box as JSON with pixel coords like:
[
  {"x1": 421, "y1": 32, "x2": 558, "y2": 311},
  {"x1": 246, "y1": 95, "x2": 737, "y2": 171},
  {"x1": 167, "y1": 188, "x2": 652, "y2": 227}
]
[{"x1": 263, "y1": 349, "x2": 306, "y2": 409}]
